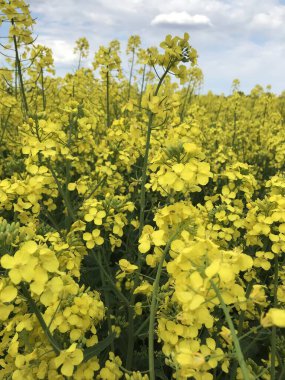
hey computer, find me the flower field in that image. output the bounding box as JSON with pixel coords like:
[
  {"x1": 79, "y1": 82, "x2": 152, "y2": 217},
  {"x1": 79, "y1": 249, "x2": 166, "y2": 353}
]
[{"x1": 1, "y1": 1, "x2": 285, "y2": 379}]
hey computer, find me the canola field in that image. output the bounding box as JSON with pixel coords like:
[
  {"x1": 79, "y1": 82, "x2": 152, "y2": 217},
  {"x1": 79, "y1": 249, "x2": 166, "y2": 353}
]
[{"x1": 1, "y1": 1, "x2": 285, "y2": 379}]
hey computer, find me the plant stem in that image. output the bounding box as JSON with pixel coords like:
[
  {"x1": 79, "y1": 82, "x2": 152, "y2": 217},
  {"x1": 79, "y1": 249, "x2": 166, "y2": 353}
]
[
  {"x1": 125, "y1": 62, "x2": 173, "y2": 370},
  {"x1": 128, "y1": 48, "x2": 135, "y2": 100},
  {"x1": 106, "y1": 70, "x2": 110, "y2": 127},
  {"x1": 40, "y1": 67, "x2": 46, "y2": 111},
  {"x1": 271, "y1": 254, "x2": 279, "y2": 379},
  {"x1": 211, "y1": 280, "x2": 250, "y2": 380},
  {"x1": 148, "y1": 233, "x2": 177, "y2": 380},
  {"x1": 21, "y1": 283, "x2": 62, "y2": 354},
  {"x1": 0, "y1": 108, "x2": 12, "y2": 145},
  {"x1": 12, "y1": 32, "x2": 28, "y2": 115},
  {"x1": 91, "y1": 251, "x2": 129, "y2": 306},
  {"x1": 139, "y1": 64, "x2": 146, "y2": 109},
  {"x1": 47, "y1": 162, "x2": 76, "y2": 227},
  {"x1": 78, "y1": 51, "x2": 82, "y2": 71},
  {"x1": 98, "y1": 252, "x2": 115, "y2": 352},
  {"x1": 180, "y1": 80, "x2": 192, "y2": 122},
  {"x1": 230, "y1": 280, "x2": 253, "y2": 380}
]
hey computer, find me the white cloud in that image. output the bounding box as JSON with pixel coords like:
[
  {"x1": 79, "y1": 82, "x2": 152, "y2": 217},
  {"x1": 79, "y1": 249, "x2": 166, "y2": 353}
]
[
  {"x1": 251, "y1": 6, "x2": 285, "y2": 30},
  {"x1": 151, "y1": 11, "x2": 212, "y2": 27},
  {"x1": 199, "y1": 40, "x2": 285, "y2": 94},
  {"x1": 36, "y1": 38, "x2": 76, "y2": 64},
  {"x1": 87, "y1": 12, "x2": 114, "y2": 26}
]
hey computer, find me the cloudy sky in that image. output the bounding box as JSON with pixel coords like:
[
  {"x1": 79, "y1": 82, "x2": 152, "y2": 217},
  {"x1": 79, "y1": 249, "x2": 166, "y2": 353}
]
[{"x1": 26, "y1": 0, "x2": 285, "y2": 94}]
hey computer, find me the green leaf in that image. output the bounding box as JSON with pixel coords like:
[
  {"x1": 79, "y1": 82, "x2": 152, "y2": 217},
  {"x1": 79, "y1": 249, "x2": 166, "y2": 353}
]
[{"x1": 83, "y1": 332, "x2": 116, "y2": 362}]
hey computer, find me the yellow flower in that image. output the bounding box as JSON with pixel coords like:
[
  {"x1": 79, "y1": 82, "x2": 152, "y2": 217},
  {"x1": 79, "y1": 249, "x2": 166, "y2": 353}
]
[
  {"x1": 68, "y1": 182, "x2": 77, "y2": 191},
  {"x1": 133, "y1": 281, "x2": 153, "y2": 296},
  {"x1": 134, "y1": 302, "x2": 143, "y2": 316},
  {"x1": 219, "y1": 326, "x2": 232, "y2": 345},
  {"x1": 1, "y1": 241, "x2": 38, "y2": 284},
  {"x1": 83, "y1": 229, "x2": 104, "y2": 249},
  {"x1": 0, "y1": 304, "x2": 14, "y2": 320},
  {"x1": 261, "y1": 308, "x2": 285, "y2": 328},
  {"x1": 40, "y1": 277, "x2": 64, "y2": 306},
  {"x1": 84, "y1": 209, "x2": 106, "y2": 225},
  {"x1": 53, "y1": 343, "x2": 84, "y2": 377},
  {"x1": 0, "y1": 281, "x2": 17, "y2": 302},
  {"x1": 118, "y1": 259, "x2": 138, "y2": 273}
]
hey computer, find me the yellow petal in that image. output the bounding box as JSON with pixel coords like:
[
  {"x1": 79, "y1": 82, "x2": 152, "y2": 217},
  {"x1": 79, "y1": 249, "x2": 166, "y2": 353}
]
[
  {"x1": 189, "y1": 294, "x2": 205, "y2": 310},
  {"x1": 1, "y1": 255, "x2": 14, "y2": 269},
  {"x1": 270, "y1": 308, "x2": 285, "y2": 327},
  {"x1": 205, "y1": 260, "x2": 220, "y2": 279},
  {"x1": 0, "y1": 285, "x2": 17, "y2": 302},
  {"x1": 21, "y1": 241, "x2": 38, "y2": 255}
]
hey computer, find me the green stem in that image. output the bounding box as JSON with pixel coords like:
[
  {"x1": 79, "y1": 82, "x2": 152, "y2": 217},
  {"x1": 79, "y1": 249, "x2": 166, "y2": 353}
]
[
  {"x1": 21, "y1": 283, "x2": 62, "y2": 355},
  {"x1": 91, "y1": 251, "x2": 129, "y2": 306},
  {"x1": 0, "y1": 108, "x2": 12, "y2": 145},
  {"x1": 211, "y1": 280, "x2": 250, "y2": 380},
  {"x1": 271, "y1": 254, "x2": 279, "y2": 379},
  {"x1": 47, "y1": 162, "x2": 76, "y2": 227},
  {"x1": 12, "y1": 28, "x2": 28, "y2": 115},
  {"x1": 14, "y1": 59, "x2": 18, "y2": 99},
  {"x1": 138, "y1": 62, "x2": 173, "y2": 239},
  {"x1": 139, "y1": 64, "x2": 146, "y2": 109},
  {"x1": 78, "y1": 51, "x2": 82, "y2": 71},
  {"x1": 180, "y1": 81, "x2": 192, "y2": 122},
  {"x1": 98, "y1": 252, "x2": 115, "y2": 352},
  {"x1": 65, "y1": 117, "x2": 74, "y2": 229},
  {"x1": 148, "y1": 238, "x2": 173, "y2": 380},
  {"x1": 106, "y1": 70, "x2": 110, "y2": 127},
  {"x1": 125, "y1": 62, "x2": 173, "y2": 370},
  {"x1": 40, "y1": 67, "x2": 46, "y2": 111},
  {"x1": 128, "y1": 48, "x2": 135, "y2": 100},
  {"x1": 135, "y1": 315, "x2": 150, "y2": 337},
  {"x1": 230, "y1": 280, "x2": 253, "y2": 380}
]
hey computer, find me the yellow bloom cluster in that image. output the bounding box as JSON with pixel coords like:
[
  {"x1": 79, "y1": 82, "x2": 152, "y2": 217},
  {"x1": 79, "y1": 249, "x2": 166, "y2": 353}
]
[{"x1": 81, "y1": 195, "x2": 134, "y2": 251}]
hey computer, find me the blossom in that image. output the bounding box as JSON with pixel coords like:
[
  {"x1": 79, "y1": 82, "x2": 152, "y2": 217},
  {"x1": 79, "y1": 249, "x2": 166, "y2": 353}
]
[
  {"x1": 118, "y1": 259, "x2": 138, "y2": 273},
  {"x1": 53, "y1": 343, "x2": 84, "y2": 377},
  {"x1": 261, "y1": 308, "x2": 285, "y2": 328},
  {"x1": 83, "y1": 229, "x2": 104, "y2": 249}
]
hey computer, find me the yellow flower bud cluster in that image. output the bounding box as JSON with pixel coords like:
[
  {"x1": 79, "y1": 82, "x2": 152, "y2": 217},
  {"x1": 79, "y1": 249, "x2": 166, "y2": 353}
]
[
  {"x1": 26, "y1": 45, "x2": 55, "y2": 80},
  {"x1": 141, "y1": 86, "x2": 181, "y2": 119},
  {"x1": 0, "y1": 217, "x2": 26, "y2": 247},
  {"x1": 146, "y1": 34, "x2": 197, "y2": 85},
  {"x1": 93, "y1": 41, "x2": 121, "y2": 75},
  {"x1": 155, "y1": 229, "x2": 252, "y2": 378},
  {"x1": 0, "y1": 0, "x2": 35, "y2": 44}
]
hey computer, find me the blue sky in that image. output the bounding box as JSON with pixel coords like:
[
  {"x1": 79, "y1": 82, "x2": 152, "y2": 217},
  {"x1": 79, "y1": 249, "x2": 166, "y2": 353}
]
[{"x1": 13, "y1": 1, "x2": 285, "y2": 94}]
